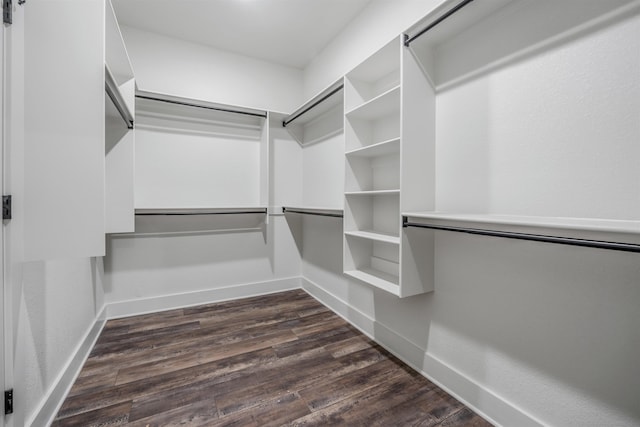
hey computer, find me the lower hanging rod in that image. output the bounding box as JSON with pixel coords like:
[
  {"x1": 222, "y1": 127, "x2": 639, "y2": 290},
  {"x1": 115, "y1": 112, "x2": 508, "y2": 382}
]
[
  {"x1": 136, "y1": 208, "x2": 267, "y2": 216},
  {"x1": 282, "y1": 207, "x2": 343, "y2": 218},
  {"x1": 402, "y1": 218, "x2": 640, "y2": 253}
]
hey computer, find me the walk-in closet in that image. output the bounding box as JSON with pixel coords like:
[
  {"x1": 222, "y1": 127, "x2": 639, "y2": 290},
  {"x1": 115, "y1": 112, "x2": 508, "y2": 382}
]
[{"x1": 2, "y1": 0, "x2": 639, "y2": 425}]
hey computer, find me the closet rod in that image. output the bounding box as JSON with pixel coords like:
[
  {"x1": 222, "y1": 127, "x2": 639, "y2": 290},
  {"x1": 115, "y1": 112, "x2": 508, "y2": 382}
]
[
  {"x1": 404, "y1": 0, "x2": 475, "y2": 46},
  {"x1": 402, "y1": 218, "x2": 640, "y2": 253},
  {"x1": 282, "y1": 207, "x2": 344, "y2": 218},
  {"x1": 136, "y1": 94, "x2": 268, "y2": 119},
  {"x1": 136, "y1": 208, "x2": 268, "y2": 216},
  {"x1": 105, "y1": 66, "x2": 134, "y2": 129},
  {"x1": 282, "y1": 84, "x2": 344, "y2": 127}
]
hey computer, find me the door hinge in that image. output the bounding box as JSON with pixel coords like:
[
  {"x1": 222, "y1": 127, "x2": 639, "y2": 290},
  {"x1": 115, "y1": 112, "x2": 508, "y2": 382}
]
[
  {"x1": 3, "y1": 0, "x2": 12, "y2": 25},
  {"x1": 3, "y1": 195, "x2": 11, "y2": 220},
  {"x1": 4, "y1": 389, "x2": 13, "y2": 415},
  {"x1": 3, "y1": 0, "x2": 24, "y2": 25}
]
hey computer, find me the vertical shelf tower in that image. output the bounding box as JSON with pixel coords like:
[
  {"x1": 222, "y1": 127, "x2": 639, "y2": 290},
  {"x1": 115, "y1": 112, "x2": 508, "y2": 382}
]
[{"x1": 343, "y1": 36, "x2": 435, "y2": 297}]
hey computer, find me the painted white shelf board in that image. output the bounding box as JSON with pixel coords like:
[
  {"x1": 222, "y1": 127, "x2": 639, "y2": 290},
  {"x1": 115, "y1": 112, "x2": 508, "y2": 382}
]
[
  {"x1": 136, "y1": 207, "x2": 268, "y2": 215},
  {"x1": 283, "y1": 79, "x2": 343, "y2": 126},
  {"x1": 346, "y1": 138, "x2": 400, "y2": 158},
  {"x1": 345, "y1": 86, "x2": 400, "y2": 120},
  {"x1": 282, "y1": 206, "x2": 344, "y2": 218},
  {"x1": 345, "y1": 268, "x2": 400, "y2": 295},
  {"x1": 345, "y1": 230, "x2": 400, "y2": 245},
  {"x1": 345, "y1": 190, "x2": 400, "y2": 196},
  {"x1": 403, "y1": 212, "x2": 640, "y2": 245},
  {"x1": 136, "y1": 89, "x2": 267, "y2": 122}
]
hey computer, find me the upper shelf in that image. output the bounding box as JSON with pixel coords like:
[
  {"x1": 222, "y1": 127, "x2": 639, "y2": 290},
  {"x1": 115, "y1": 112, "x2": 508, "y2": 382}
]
[
  {"x1": 404, "y1": 0, "x2": 639, "y2": 89},
  {"x1": 105, "y1": 0, "x2": 134, "y2": 85},
  {"x1": 283, "y1": 79, "x2": 344, "y2": 127},
  {"x1": 346, "y1": 138, "x2": 400, "y2": 158},
  {"x1": 345, "y1": 86, "x2": 400, "y2": 120},
  {"x1": 402, "y1": 212, "x2": 640, "y2": 247},
  {"x1": 136, "y1": 207, "x2": 268, "y2": 216}
]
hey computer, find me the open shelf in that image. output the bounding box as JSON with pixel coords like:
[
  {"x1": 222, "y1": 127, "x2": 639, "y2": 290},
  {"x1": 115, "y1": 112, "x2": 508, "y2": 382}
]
[
  {"x1": 344, "y1": 230, "x2": 400, "y2": 245},
  {"x1": 345, "y1": 269, "x2": 400, "y2": 296},
  {"x1": 136, "y1": 207, "x2": 268, "y2": 215},
  {"x1": 346, "y1": 138, "x2": 400, "y2": 158},
  {"x1": 282, "y1": 206, "x2": 344, "y2": 218},
  {"x1": 403, "y1": 212, "x2": 640, "y2": 246},
  {"x1": 345, "y1": 189, "x2": 400, "y2": 196},
  {"x1": 345, "y1": 86, "x2": 400, "y2": 120}
]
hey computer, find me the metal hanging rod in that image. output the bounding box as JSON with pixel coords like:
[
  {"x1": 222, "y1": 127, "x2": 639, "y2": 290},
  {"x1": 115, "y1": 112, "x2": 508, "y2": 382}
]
[
  {"x1": 404, "y1": 0, "x2": 475, "y2": 46},
  {"x1": 282, "y1": 207, "x2": 343, "y2": 218},
  {"x1": 136, "y1": 208, "x2": 268, "y2": 216},
  {"x1": 282, "y1": 83, "x2": 344, "y2": 127},
  {"x1": 136, "y1": 93, "x2": 268, "y2": 119},
  {"x1": 105, "y1": 66, "x2": 134, "y2": 129},
  {"x1": 402, "y1": 217, "x2": 640, "y2": 253}
]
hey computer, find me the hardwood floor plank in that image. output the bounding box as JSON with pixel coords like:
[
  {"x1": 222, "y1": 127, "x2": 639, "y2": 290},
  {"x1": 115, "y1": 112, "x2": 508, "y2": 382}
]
[
  {"x1": 128, "y1": 376, "x2": 220, "y2": 422},
  {"x1": 211, "y1": 393, "x2": 310, "y2": 427},
  {"x1": 114, "y1": 329, "x2": 298, "y2": 385},
  {"x1": 126, "y1": 399, "x2": 219, "y2": 427},
  {"x1": 58, "y1": 348, "x2": 276, "y2": 419},
  {"x1": 55, "y1": 290, "x2": 492, "y2": 426},
  {"x1": 298, "y1": 358, "x2": 410, "y2": 411},
  {"x1": 437, "y1": 407, "x2": 493, "y2": 426},
  {"x1": 53, "y1": 401, "x2": 132, "y2": 427}
]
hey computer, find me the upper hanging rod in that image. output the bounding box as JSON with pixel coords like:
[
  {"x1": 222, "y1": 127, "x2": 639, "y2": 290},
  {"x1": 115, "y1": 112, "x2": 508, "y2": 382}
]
[
  {"x1": 105, "y1": 66, "x2": 134, "y2": 129},
  {"x1": 404, "y1": 0, "x2": 475, "y2": 46},
  {"x1": 402, "y1": 217, "x2": 640, "y2": 253},
  {"x1": 282, "y1": 207, "x2": 343, "y2": 218},
  {"x1": 282, "y1": 82, "x2": 344, "y2": 127},
  {"x1": 136, "y1": 207, "x2": 268, "y2": 216},
  {"x1": 136, "y1": 92, "x2": 268, "y2": 119}
]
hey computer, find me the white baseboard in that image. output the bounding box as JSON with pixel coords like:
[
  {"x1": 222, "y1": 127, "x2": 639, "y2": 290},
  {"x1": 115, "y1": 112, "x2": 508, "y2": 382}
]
[
  {"x1": 301, "y1": 277, "x2": 543, "y2": 427},
  {"x1": 33, "y1": 276, "x2": 541, "y2": 427},
  {"x1": 104, "y1": 276, "x2": 302, "y2": 319},
  {"x1": 29, "y1": 306, "x2": 107, "y2": 427}
]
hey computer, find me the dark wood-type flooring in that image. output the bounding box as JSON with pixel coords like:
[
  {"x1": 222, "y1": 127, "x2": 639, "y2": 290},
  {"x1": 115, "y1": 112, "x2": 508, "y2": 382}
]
[{"x1": 54, "y1": 289, "x2": 493, "y2": 426}]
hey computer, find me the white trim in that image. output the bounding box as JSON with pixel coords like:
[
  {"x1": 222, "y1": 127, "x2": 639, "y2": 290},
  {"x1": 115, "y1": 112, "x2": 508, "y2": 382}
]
[
  {"x1": 28, "y1": 306, "x2": 107, "y2": 427},
  {"x1": 104, "y1": 277, "x2": 301, "y2": 319},
  {"x1": 301, "y1": 277, "x2": 544, "y2": 427}
]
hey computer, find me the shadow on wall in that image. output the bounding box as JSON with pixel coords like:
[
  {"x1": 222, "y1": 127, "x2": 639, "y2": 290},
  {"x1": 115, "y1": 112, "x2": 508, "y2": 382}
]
[{"x1": 429, "y1": 231, "x2": 640, "y2": 424}]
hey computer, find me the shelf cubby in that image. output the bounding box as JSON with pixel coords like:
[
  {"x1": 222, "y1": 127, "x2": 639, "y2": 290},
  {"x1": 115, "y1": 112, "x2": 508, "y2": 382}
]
[
  {"x1": 345, "y1": 150, "x2": 399, "y2": 193},
  {"x1": 344, "y1": 235, "x2": 400, "y2": 295},
  {"x1": 343, "y1": 34, "x2": 435, "y2": 297}
]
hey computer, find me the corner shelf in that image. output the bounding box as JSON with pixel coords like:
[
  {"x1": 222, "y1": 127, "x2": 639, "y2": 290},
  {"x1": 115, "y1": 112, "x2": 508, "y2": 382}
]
[{"x1": 345, "y1": 269, "x2": 400, "y2": 296}]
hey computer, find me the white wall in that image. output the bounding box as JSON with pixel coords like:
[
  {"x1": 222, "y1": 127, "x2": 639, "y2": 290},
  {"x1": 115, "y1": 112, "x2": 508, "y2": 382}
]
[
  {"x1": 120, "y1": 26, "x2": 304, "y2": 113},
  {"x1": 104, "y1": 116, "x2": 303, "y2": 317},
  {"x1": 16, "y1": 259, "x2": 105, "y2": 426},
  {"x1": 300, "y1": 1, "x2": 640, "y2": 427},
  {"x1": 103, "y1": 217, "x2": 301, "y2": 317},
  {"x1": 303, "y1": 0, "x2": 445, "y2": 98}
]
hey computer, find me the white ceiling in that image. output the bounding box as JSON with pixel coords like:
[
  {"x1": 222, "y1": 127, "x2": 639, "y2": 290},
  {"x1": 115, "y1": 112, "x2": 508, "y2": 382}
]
[{"x1": 112, "y1": 0, "x2": 373, "y2": 69}]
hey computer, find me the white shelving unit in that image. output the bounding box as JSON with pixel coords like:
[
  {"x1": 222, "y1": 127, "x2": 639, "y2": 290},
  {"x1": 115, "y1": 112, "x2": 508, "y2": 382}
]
[
  {"x1": 344, "y1": 36, "x2": 434, "y2": 297},
  {"x1": 402, "y1": 0, "x2": 640, "y2": 252},
  {"x1": 105, "y1": 0, "x2": 136, "y2": 234}
]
